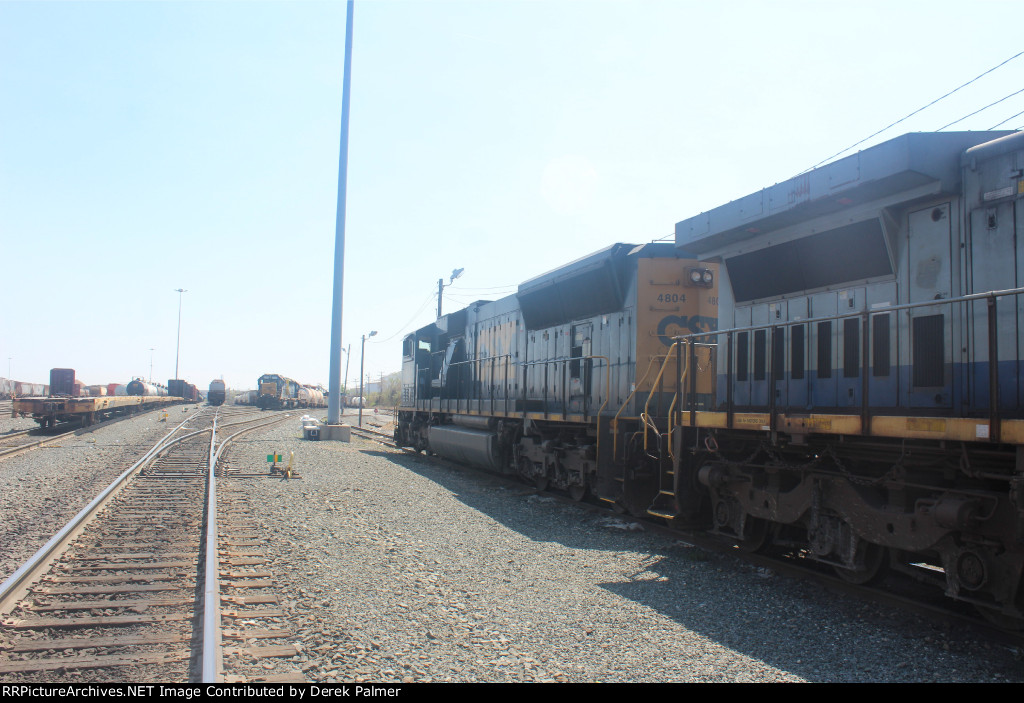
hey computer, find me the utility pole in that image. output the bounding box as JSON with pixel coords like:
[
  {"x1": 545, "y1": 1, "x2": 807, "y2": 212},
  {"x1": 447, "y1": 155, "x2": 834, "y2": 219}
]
[
  {"x1": 343, "y1": 344, "x2": 351, "y2": 395},
  {"x1": 358, "y1": 331, "x2": 376, "y2": 427},
  {"x1": 174, "y1": 289, "x2": 187, "y2": 381},
  {"x1": 149, "y1": 348, "x2": 155, "y2": 383}
]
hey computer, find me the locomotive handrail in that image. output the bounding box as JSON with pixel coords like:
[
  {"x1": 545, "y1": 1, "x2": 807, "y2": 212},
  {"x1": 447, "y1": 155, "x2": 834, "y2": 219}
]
[
  {"x1": 669, "y1": 284, "x2": 1024, "y2": 341},
  {"x1": 664, "y1": 342, "x2": 693, "y2": 461},
  {"x1": 641, "y1": 342, "x2": 685, "y2": 455},
  {"x1": 669, "y1": 284, "x2": 1024, "y2": 442},
  {"x1": 613, "y1": 352, "x2": 672, "y2": 459}
]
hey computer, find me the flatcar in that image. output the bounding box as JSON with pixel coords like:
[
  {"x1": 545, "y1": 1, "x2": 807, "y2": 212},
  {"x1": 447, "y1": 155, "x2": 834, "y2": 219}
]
[
  {"x1": 208, "y1": 379, "x2": 227, "y2": 406},
  {"x1": 397, "y1": 129, "x2": 1024, "y2": 627}
]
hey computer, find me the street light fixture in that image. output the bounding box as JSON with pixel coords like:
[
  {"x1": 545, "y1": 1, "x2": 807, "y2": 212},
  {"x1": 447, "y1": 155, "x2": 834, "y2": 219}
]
[
  {"x1": 437, "y1": 267, "x2": 464, "y2": 318},
  {"x1": 174, "y1": 289, "x2": 187, "y2": 381},
  {"x1": 358, "y1": 330, "x2": 377, "y2": 427}
]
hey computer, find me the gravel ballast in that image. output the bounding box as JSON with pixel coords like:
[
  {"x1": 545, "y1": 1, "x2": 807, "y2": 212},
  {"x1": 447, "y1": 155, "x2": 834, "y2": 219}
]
[
  {"x1": 0, "y1": 406, "x2": 199, "y2": 579},
  {"x1": 218, "y1": 415, "x2": 1024, "y2": 684}
]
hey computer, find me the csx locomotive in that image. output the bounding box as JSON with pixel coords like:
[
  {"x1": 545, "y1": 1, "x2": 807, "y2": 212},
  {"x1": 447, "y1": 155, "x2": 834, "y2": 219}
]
[{"x1": 397, "y1": 130, "x2": 1024, "y2": 625}]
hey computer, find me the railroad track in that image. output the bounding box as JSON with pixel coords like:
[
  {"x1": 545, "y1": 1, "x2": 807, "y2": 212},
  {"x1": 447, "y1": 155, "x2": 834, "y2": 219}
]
[
  {"x1": 0, "y1": 428, "x2": 79, "y2": 461},
  {"x1": 0, "y1": 406, "x2": 302, "y2": 682},
  {"x1": 352, "y1": 426, "x2": 1024, "y2": 645}
]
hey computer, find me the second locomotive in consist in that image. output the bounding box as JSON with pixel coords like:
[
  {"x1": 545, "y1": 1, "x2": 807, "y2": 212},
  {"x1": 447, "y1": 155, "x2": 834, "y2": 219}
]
[{"x1": 398, "y1": 129, "x2": 1024, "y2": 627}]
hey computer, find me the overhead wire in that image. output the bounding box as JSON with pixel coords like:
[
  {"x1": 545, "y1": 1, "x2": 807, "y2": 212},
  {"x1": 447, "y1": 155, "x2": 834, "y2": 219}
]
[
  {"x1": 370, "y1": 290, "x2": 438, "y2": 343},
  {"x1": 796, "y1": 50, "x2": 1024, "y2": 175},
  {"x1": 990, "y1": 108, "x2": 1024, "y2": 130},
  {"x1": 936, "y1": 87, "x2": 1024, "y2": 130}
]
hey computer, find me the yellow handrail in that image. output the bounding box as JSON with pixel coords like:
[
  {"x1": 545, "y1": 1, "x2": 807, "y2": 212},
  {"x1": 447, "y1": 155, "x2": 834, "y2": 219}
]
[
  {"x1": 613, "y1": 348, "x2": 674, "y2": 459},
  {"x1": 663, "y1": 340, "x2": 691, "y2": 460},
  {"x1": 641, "y1": 342, "x2": 684, "y2": 455}
]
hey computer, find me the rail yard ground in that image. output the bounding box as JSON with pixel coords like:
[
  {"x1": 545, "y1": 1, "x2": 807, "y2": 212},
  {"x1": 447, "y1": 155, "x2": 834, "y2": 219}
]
[{"x1": 2, "y1": 407, "x2": 1024, "y2": 683}]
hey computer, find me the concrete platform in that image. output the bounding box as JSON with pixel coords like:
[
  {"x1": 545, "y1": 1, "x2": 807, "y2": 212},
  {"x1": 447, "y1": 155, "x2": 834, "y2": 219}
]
[{"x1": 318, "y1": 424, "x2": 351, "y2": 442}]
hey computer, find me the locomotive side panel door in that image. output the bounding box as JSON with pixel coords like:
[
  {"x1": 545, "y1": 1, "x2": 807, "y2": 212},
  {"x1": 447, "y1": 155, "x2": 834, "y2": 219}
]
[
  {"x1": 749, "y1": 304, "x2": 770, "y2": 408},
  {"x1": 733, "y1": 306, "x2": 752, "y2": 407},
  {"x1": 768, "y1": 301, "x2": 788, "y2": 409},
  {"x1": 838, "y1": 287, "x2": 865, "y2": 409},
  {"x1": 906, "y1": 204, "x2": 953, "y2": 409},
  {"x1": 809, "y1": 292, "x2": 838, "y2": 409},
  {"x1": 970, "y1": 201, "x2": 1019, "y2": 411},
  {"x1": 787, "y1": 297, "x2": 809, "y2": 410},
  {"x1": 569, "y1": 322, "x2": 593, "y2": 414},
  {"x1": 867, "y1": 281, "x2": 899, "y2": 408}
]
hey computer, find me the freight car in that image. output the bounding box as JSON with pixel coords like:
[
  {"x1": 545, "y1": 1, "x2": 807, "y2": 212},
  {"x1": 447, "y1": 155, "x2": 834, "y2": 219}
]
[
  {"x1": 234, "y1": 390, "x2": 257, "y2": 405},
  {"x1": 208, "y1": 379, "x2": 227, "y2": 406},
  {"x1": 126, "y1": 379, "x2": 168, "y2": 397},
  {"x1": 257, "y1": 374, "x2": 299, "y2": 410},
  {"x1": 298, "y1": 385, "x2": 325, "y2": 408},
  {"x1": 397, "y1": 130, "x2": 1024, "y2": 627},
  {"x1": 167, "y1": 379, "x2": 201, "y2": 403}
]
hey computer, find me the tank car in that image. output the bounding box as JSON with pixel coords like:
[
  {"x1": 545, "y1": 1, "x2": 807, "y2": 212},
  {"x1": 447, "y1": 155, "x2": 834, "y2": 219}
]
[
  {"x1": 127, "y1": 379, "x2": 161, "y2": 397},
  {"x1": 298, "y1": 385, "x2": 325, "y2": 408},
  {"x1": 208, "y1": 379, "x2": 227, "y2": 406},
  {"x1": 668, "y1": 130, "x2": 1024, "y2": 625},
  {"x1": 257, "y1": 374, "x2": 299, "y2": 410}
]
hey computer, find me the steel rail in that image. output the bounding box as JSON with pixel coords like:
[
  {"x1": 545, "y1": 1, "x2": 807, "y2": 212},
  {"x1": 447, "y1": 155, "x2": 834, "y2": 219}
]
[
  {"x1": 0, "y1": 408, "x2": 209, "y2": 615},
  {"x1": 202, "y1": 410, "x2": 220, "y2": 683},
  {"x1": 202, "y1": 410, "x2": 294, "y2": 683}
]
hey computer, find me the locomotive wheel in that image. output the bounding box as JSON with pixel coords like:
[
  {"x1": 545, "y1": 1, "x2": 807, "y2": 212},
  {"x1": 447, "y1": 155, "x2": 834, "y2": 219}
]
[
  {"x1": 834, "y1": 543, "x2": 888, "y2": 585},
  {"x1": 736, "y1": 517, "x2": 770, "y2": 553},
  {"x1": 534, "y1": 475, "x2": 550, "y2": 492},
  {"x1": 568, "y1": 483, "x2": 587, "y2": 502}
]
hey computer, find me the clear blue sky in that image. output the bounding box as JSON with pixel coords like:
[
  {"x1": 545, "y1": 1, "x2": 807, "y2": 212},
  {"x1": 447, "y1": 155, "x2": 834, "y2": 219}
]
[{"x1": 2, "y1": 0, "x2": 1021, "y2": 391}]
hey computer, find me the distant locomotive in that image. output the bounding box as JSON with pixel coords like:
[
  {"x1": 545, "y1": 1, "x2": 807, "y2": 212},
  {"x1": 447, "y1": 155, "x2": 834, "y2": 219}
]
[
  {"x1": 257, "y1": 374, "x2": 299, "y2": 410},
  {"x1": 397, "y1": 130, "x2": 1024, "y2": 627},
  {"x1": 256, "y1": 375, "x2": 325, "y2": 409},
  {"x1": 208, "y1": 379, "x2": 227, "y2": 406}
]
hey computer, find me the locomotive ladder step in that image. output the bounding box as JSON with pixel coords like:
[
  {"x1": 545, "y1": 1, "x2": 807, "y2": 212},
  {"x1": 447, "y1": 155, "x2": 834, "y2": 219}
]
[
  {"x1": 646, "y1": 509, "x2": 677, "y2": 519},
  {"x1": 657, "y1": 490, "x2": 676, "y2": 497}
]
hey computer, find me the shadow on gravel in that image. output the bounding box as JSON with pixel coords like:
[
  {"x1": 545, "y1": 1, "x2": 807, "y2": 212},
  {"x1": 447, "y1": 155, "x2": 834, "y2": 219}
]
[{"x1": 354, "y1": 448, "x2": 1021, "y2": 683}]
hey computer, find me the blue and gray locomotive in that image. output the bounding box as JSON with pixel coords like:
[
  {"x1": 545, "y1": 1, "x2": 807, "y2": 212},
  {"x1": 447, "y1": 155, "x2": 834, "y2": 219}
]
[{"x1": 397, "y1": 129, "x2": 1024, "y2": 626}]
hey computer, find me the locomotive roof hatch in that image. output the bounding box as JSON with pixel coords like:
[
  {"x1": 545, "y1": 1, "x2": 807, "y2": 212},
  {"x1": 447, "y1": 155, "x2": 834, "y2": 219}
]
[
  {"x1": 516, "y1": 243, "x2": 634, "y2": 329},
  {"x1": 674, "y1": 131, "x2": 1014, "y2": 257}
]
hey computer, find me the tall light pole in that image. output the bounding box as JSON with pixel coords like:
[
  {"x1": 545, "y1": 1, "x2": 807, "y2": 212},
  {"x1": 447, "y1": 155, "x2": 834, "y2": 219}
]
[
  {"x1": 174, "y1": 289, "x2": 187, "y2": 381},
  {"x1": 437, "y1": 268, "x2": 465, "y2": 318},
  {"x1": 149, "y1": 348, "x2": 155, "y2": 383},
  {"x1": 358, "y1": 330, "x2": 376, "y2": 427},
  {"x1": 327, "y1": 0, "x2": 356, "y2": 428}
]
